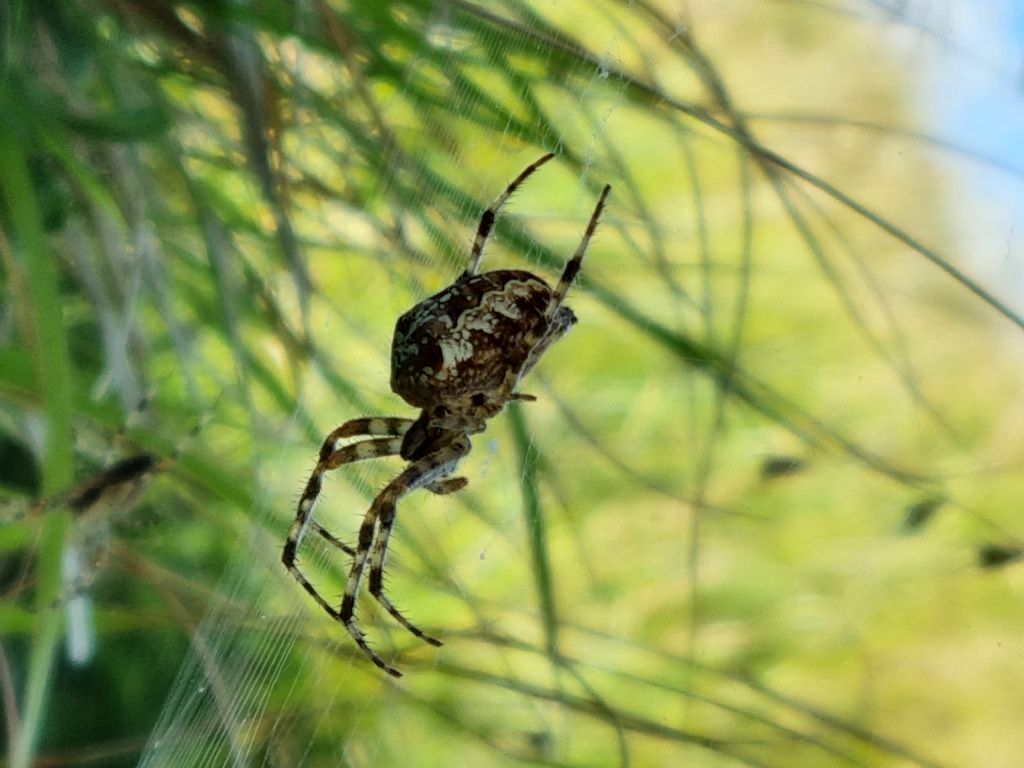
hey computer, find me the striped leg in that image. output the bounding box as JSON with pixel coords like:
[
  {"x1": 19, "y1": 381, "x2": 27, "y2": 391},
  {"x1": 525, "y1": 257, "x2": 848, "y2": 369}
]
[
  {"x1": 307, "y1": 520, "x2": 355, "y2": 556},
  {"x1": 340, "y1": 436, "x2": 472, "y2": 677},
  {"x1": 282, "y1": 417, "x2": 413, "y2": 621},
  {"x1": 514, "y1": 184, "x2": 612, "y2": 389},
  {"x1": 465, "y1": 153, "x2": 556, "y2": 275},
  {"x1": 547, "y1": 183, "x2": 611, "y2": 315},
  {"x1": 324, "y1": 417, "x2": 414, "y2": 440},
  {"x1": 426, "y1": 476, "x2": 468, "y2": 495}
]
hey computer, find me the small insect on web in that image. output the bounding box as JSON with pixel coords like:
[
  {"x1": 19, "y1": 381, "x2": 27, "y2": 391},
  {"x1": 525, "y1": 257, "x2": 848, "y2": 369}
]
[
  {"x1": 2, "y1": 451, "x2": 164, "y2": 666},
  {"x1": 283, "y1": 153, "x2": 612, "y2": 677},
  {"x1": 7, "y1": 407, "x2": 208, "y2": 666}
]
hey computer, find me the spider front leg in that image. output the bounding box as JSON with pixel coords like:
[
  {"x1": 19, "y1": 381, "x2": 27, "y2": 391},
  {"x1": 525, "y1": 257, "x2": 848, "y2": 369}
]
[
  {"x1": 466, "y1": 152, "x2": 555, "y2": 275},
  {"x1": 340, "y1": 435, "x2": 471, "y2": 677},
  {"x1": 548, "y1": 183, "x2": 612, "y2": 315},
  {"x1": 511, "y1": 183, "x2": 612, "y2": 388},
  {"x1": 283, "y1": 417, "x2": 413, "y2": 621}
]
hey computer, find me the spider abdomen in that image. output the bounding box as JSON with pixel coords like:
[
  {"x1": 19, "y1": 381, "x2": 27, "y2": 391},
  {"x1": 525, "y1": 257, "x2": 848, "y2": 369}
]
[{"x1": 391, "y1": 269, "x2": 555, "y2": 409}]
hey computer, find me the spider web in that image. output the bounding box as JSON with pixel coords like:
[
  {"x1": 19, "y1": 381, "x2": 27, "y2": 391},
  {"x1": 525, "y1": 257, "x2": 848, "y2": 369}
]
[{"x1": 16, "y1": 1, "x2": 1023, "y2": 767}]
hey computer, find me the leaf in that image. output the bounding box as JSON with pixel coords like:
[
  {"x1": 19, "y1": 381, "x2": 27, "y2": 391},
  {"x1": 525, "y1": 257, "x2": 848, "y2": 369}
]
[
  {"x1": 901, "y1": 495, "x2": 945, "y2": 533},
  {"x1": 63, "y1": 104, "x2": 170, "y2": 142},
  {"x1": 760, "y1": 455, "x2": 806, "y2": 479},
  {"x1": 977, "y1": 543, "x2": 1024, "y2": 570}
]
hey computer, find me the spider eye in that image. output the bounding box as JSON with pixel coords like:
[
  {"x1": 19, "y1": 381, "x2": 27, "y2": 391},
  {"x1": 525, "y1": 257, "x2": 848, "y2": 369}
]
[{"x1": 470, "y1": 393, "x2": 486, "y2": 407}]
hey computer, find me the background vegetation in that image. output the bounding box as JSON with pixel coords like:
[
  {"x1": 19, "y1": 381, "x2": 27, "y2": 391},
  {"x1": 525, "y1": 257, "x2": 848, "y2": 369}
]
[{"x1": 2, "y1": 0, "x2": 1023, "y2": 766}]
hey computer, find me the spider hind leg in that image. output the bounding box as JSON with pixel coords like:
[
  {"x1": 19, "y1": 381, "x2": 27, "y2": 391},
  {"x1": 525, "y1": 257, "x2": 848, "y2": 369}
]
[
  {"x1": 368, "y1": 498, "x2": 444, "y2": 649},
  {"x1": 283, "y1": 419, "x2": 412, "y2": 644},
  {"x1": 338, "y1": 436, "x2": 471, "y2": 675}
]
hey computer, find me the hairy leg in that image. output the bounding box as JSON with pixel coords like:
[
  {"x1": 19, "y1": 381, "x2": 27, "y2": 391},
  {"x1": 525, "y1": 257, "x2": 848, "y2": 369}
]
[
  {"x1": 465, "y1": 153, "x2": 556, "y2": 276},
  {"x1": 548, "y1": 183, "x2": 611, "y2": 314},
  {"x1": 283, "y1": 417, "x2": 414, "y2": 621},
  {"x1": 339, "y1": 435, "x2": 472, "y2": 677}
]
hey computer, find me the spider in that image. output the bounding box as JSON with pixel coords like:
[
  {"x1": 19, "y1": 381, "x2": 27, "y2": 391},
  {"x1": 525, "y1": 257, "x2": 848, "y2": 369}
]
[{"x1": 283, "y1": 153, "x2": 611, "y2": 677}]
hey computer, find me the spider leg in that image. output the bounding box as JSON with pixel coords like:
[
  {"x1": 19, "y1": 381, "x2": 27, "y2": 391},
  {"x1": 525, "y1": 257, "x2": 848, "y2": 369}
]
[
  {"x1": 340, "y1": 435, "x2": 472, "y2": 677},
  {"x1": 547, "y1": 183, "x2": 612, "y2": 316},
  {"x1": 509, "y1": 185, "x2": 612, "y2": 388},
  {"x1": 465, "y1": 152, "x2": 556, "y2": 276},
  {"x1": 426, "y1": 477, "x2": 467, "y2": 495},
  {"x1": 301, "y1": 420, "x2": 416, "y2": 556},
  {"x1": 283, "y1": 421, "x2": 409, "y2": 622},
  {"x1": 308, "y1": 520, "x2": 355, "y2": 556},
  {"x1": 330, "y1": 417, "x2": 414, "y2": 439}
]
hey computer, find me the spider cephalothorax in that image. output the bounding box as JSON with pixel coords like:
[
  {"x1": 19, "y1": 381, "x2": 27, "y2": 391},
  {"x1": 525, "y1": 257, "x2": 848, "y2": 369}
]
[{"x1": 283, "y1": 153, "x2": 611, "y2": 676}]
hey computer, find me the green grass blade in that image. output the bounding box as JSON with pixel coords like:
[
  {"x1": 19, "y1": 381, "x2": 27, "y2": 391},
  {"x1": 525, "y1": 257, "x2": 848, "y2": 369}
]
[
  {"x1": 0, "y1": 114, "x2": 75, "y2": 768},
  {"x1": 508, "y1": 403, "x2": 559, "y2": 659}
]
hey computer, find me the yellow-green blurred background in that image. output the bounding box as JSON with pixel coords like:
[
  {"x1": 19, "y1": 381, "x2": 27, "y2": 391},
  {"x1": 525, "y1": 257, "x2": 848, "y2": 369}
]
[{"x1": 2, "y1": 1, "x2": 1024, "y2": 766}]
